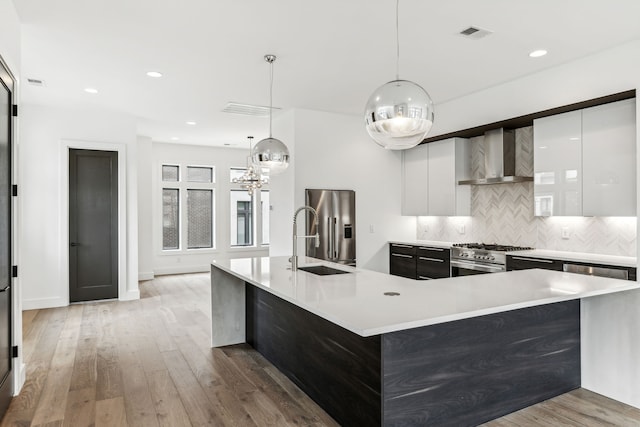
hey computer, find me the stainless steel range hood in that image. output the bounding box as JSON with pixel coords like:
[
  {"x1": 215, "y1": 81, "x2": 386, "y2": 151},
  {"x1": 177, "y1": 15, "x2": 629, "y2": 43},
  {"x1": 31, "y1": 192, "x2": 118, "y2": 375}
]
[{"x1": 458, "y1": 128, "x2": 533, "y2": 185}]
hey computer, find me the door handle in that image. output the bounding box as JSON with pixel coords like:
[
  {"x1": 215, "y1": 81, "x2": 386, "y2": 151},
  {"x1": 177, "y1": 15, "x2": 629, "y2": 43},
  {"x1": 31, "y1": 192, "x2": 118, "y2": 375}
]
[
  {"x1": 333, "y1": 217, "x2": 338, "y2": 259},
  {"x1": 327, "y1": 217, "x2": 332, "y2": 259},
  {"x1": 0, "y1": 286, "x2": 10, "y2": 293},
  {"x1": 70, "y1": 242, "x2": 79, "y2": 247}
]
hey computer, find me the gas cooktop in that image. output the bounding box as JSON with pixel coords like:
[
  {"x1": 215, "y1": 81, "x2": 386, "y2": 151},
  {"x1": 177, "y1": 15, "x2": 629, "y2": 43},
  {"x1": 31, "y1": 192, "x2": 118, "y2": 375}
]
[{"x1": 452, "y1": 243, "x2": 533, "y2": 252}]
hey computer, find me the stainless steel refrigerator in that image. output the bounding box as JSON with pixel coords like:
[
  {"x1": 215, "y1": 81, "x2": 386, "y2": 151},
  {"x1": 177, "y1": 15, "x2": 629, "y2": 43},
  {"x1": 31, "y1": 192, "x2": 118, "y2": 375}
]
[{"x1": 305, "y1": 189, "x2": 356, "y2": 265}]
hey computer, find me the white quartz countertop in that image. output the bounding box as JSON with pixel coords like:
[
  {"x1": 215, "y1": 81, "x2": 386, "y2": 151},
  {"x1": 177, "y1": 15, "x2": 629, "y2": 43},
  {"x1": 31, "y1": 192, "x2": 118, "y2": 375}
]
[
  {"x1": 389, "y1": 240, "x2": 637, "y2": 267},
  {"x1": 389, "y1": 240, "x2": 453, "y2": 249},
  {"x1": 510, "y1": 249, "x2": 636, "y2": 268},
  {"x1": 212, "y1": 256, "x2": 639, "y2": 337}
]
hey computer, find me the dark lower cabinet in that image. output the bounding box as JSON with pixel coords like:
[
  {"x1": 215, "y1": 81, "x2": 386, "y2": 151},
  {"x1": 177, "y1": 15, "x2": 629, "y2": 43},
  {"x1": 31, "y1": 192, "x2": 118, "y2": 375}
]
[
  {"x1": 390, "y1": 243, "x2": 451, "y2": 280},
  {"x1": 507, "y1": 255, "x2": 563, "y2": 272},
  {"x1": 389, "y1": 244, "x2": 417, "y2": 279},
  {"x1": 416, "y1": 246, "x2": 450, "y2": 280},
  {"x1": 507, "y1": 255, "x2": 636, "y2": 281}
]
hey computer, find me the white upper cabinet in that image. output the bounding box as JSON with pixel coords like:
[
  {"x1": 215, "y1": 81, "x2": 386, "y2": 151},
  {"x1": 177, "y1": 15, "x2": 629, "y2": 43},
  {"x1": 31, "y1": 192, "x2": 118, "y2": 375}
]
[
  {"x1": 534, "y1": 98, "x2": 636, "y2": 217},
  {"x1": 402, "y1": 138, "x2": 470, "y2": 216},
  {"x1": 534, "y1": 110, "x2": 583, "y2": 216},
  {"x1": 402, "y1": 143, "x2": 429, "y2": 216},
  {"x1": 582, "y1": 98, "x2": 636, "y2": 216}
]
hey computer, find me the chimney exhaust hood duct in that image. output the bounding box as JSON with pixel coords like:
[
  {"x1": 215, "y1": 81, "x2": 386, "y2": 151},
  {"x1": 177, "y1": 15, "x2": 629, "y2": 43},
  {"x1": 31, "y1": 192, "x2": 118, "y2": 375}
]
[{"x1": 459, "y1": 128, "x2": 533, "y2": 185}]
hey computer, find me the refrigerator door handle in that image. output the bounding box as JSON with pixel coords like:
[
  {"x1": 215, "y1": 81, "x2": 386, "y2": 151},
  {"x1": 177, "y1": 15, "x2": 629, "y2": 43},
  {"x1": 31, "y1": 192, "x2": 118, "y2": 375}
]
[
  {"x1": 327, "y1": 217, "x2": 333, "y2": 260},
  {"x1": 333, "y1": 217, "x2": 338, "y2": 259}
]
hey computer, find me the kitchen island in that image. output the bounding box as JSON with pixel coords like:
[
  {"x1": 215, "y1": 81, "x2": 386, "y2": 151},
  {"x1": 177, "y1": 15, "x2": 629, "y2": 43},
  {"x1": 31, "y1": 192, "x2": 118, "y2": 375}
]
[{"x1": 211, "y1": 256, "x2": 639, "y2": 426}]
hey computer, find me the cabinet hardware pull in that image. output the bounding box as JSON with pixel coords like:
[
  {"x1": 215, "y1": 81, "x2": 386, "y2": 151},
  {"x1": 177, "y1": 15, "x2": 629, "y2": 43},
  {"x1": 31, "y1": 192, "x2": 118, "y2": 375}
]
[
  {"x1": 391, "y1": 253, "x2": 413, "y2": 259},
  {"x1": 510, "y1": 256, "x2": 553, "y2": 263},
  {"x1": 418, "y1": 276, "x2": 433, "y2": 280},
  {"x1": 391, "y1": 244, "x2": 413, "y2": 248},
  {"x1": 419, "y1": 257, "x2": 444, "y2": 263},
  {"x1": 418, "y1": 247, "x2": 444, "y2": 251}
]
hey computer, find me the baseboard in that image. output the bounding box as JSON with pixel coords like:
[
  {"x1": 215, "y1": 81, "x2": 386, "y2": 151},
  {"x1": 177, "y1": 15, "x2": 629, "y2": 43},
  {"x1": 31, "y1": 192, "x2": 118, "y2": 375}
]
[
  {"x1": 22, "y1": 297, "x2": 67, "y2": 310},
  {"x1": 13, "y1": 363, "x2": 25, "y2": 396},
  {"x1": 153, "y1": 265, "x2": 210, "y2": 276},
  {"x1": 138, "y1": 271, "x2": 155, "y2": 281},
  {"x1": 120, "y1": 289, "x2": 140, "y2": 301}
]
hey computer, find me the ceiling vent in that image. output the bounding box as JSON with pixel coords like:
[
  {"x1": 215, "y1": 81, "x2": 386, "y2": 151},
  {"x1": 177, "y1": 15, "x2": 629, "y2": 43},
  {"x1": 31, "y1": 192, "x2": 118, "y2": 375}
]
[
  {"x1": 459, "y1": 26, "x2": 493, "y2": 40},
  {"x1": 222, "y1": 102, "x2": 281, "y2": 117},
  {"x1": 27, "y1": 78, "x2": 45, "y2": 87}
]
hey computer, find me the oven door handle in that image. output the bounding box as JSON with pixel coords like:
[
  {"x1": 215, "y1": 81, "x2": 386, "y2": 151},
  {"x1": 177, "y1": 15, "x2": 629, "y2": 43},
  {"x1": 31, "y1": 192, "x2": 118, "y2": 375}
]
[{"x1": 451, "y1": 259, "x2": 505, "y2": 273}]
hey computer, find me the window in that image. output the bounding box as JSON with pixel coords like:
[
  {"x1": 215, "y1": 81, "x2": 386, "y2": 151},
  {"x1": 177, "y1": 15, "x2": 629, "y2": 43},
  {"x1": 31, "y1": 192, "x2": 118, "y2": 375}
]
[
  {"x1": 162, "y1": 164, "x2": 216, "y2": 251},
  {"x1": 229, "y1": 168, "x2": 270, "y2": 248}
]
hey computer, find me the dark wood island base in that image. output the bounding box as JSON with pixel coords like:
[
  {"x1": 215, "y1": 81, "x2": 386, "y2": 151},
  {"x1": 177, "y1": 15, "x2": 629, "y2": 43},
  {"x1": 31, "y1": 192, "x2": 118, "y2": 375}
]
[{"x1": 246, "y1": 284, "x2": 580, "y2": 427}]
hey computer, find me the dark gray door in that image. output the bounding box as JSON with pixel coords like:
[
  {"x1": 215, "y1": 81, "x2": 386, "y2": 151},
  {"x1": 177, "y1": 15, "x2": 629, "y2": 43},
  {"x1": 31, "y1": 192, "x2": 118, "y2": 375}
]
[
  {"x1": 69, "y1": 149, "x2": 118, "y2": 302},
  {"x1": 0, "y1": 58, "x2": 14, "y2": 417}
]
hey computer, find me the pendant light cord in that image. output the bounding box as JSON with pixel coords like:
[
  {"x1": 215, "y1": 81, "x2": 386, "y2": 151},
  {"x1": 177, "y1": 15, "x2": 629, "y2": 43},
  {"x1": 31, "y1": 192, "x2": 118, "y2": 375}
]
[
  {"x1": 395, "y1": 0, "x2": 400, "y2": 81},
  {"x1": 269, "y1": 59, "x2": 274, "y2": 138}
]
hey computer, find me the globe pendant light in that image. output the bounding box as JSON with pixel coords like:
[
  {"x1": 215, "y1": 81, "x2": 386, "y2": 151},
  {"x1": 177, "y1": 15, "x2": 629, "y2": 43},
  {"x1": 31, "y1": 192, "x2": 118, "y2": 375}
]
[
  {"x1": 232, "y1": 136, "x2": 268, "y2": 195},
  {"x1": 252, "y1": 54, "x2": 290, "y2": 175},
  {"x1": 364, "y1": 0, "x2": 434, "y2": 150}
]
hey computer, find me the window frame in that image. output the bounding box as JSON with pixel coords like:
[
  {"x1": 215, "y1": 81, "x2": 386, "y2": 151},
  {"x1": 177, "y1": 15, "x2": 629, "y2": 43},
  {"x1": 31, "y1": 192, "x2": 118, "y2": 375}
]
[
  {"x1": 229, "y1": 166, "x2": 270, "y2": 250},
  {"x1": 160, "y1": 162, "x2": 217, "y2": 254}
]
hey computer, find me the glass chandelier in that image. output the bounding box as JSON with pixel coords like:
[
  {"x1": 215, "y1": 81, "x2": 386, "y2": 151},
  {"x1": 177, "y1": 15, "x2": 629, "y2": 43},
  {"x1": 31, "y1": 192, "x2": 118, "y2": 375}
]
[
  {"x1": 233, "y1": 136, "x2": 268, "y2": 195},
  {"x1": 364, "y1": 0, "x2": 434, "y2": 150},
  {"x1": 252, "y1": 54, "x2": 290, "y2": 175}
]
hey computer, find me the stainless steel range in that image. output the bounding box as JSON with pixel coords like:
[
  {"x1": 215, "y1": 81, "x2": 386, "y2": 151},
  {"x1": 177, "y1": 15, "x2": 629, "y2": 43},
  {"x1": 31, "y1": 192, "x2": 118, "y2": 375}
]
[{"x1": 451, "y1": 243, "x2": 533, "y2": 276}]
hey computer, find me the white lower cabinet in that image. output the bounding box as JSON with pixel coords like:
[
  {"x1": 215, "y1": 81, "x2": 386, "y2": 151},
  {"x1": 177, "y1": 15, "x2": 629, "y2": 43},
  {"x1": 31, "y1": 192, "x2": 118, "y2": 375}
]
[
  {"x1": 534, "y1": 98, "x2": 636, "y2": 217},
  {"x1": 402, "y1": 138, "x2": 470, "y2": 216}
]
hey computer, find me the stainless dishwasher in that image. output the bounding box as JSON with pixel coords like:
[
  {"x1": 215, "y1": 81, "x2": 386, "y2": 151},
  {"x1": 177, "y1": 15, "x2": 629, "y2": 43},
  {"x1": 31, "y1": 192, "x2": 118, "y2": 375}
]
[{"x1": 563, "y1": 263, "x2": 630, "y2": 280}]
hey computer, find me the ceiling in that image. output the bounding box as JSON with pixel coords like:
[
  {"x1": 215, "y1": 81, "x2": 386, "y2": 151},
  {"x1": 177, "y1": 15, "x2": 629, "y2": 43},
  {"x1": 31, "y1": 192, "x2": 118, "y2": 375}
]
[{"x1": 13, "y1": 0, "x2": 640, "y2": 147}]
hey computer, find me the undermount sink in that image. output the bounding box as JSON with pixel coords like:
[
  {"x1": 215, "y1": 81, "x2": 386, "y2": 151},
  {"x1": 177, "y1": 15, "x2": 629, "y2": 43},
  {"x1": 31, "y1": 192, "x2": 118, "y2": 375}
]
[{"x1": 297, "y1": 265, "x2": 351, "y2": 276}]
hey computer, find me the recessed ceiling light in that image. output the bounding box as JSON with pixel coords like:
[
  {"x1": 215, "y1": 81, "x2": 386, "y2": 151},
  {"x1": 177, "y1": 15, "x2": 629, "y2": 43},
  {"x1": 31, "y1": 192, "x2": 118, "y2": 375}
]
[
  {"x1": 84, "y1": 87, "x2": 98, "y2": 94},
  {"x1": 186, "y1": 121, "x2": 196, "y2": 125},
  {"x1": 171, "y1": 137, "x2": 180, "y2": 141},
  {"x1": 529, "y1": 49, "x2": 548, "y2": 58},
  {"x1": 146, "y1": 71, "x2": 163, "y2": 78}
]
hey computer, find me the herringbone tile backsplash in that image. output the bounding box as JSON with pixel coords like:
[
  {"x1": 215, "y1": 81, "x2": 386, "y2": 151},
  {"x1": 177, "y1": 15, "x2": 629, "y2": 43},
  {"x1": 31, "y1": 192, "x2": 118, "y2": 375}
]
[{"x1": 417, "y1": 127, "x2": 637, "y2": 256}]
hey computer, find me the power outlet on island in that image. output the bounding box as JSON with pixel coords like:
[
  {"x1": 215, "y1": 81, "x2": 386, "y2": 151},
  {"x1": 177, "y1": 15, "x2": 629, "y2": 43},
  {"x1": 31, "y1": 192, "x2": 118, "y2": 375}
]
[{"x1": 561, "y1": 227, "x2": 571, "y2": 240}]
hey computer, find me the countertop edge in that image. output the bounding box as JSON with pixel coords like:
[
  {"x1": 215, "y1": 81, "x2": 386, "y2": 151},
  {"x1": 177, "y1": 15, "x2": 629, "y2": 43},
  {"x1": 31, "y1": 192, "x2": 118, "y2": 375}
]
[{"x1": 211, "y1": 259, "x2": 640, "y2": 337}]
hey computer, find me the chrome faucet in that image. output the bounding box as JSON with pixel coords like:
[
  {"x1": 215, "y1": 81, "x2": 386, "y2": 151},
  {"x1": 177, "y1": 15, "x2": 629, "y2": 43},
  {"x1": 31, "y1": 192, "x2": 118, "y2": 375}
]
[{"x1": 291, "y1": 206, "x2": 320, "y2": 271}]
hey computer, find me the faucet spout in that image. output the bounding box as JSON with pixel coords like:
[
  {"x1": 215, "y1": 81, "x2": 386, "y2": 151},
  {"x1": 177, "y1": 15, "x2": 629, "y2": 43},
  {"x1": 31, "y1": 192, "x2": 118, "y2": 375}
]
[{"x1": 292, "y1": 206, "x2": 319, "y2": 271}]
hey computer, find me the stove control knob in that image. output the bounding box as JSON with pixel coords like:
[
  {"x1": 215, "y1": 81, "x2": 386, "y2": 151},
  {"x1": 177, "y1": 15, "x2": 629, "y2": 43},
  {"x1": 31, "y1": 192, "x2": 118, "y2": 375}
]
[{"x1": 489, "y1": 255, "x2": 495, "y2": 261}]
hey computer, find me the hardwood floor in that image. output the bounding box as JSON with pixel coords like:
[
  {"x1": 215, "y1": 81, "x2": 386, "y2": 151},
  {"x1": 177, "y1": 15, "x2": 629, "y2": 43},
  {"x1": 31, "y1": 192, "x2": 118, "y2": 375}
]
[{"x1": 1, "y1": 272, "x2": 639, "y2": 426}]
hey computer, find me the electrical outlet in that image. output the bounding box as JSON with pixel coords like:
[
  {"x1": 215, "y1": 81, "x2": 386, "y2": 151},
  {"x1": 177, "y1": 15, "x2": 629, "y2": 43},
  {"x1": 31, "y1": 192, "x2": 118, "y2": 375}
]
[{"x1": 561, "y1": 227, "x2": 570, "y2": 239}]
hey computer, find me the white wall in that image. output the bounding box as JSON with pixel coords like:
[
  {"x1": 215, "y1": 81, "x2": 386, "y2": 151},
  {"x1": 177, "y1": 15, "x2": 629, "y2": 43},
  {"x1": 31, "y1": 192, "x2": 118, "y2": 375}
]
[
  {"x1": 428, "y1": 39, "x2": 640, "y2": 408},
  {"x1": 149, "y1": 142, "x2": 268, "y2": 275},
  {"x1": 137, "y1": 135, "x2": 154, "y2": 280},
  {"x1": 19, "y1": 104, "x2": 139, "y2": 309},
  {"x1": 0, "y1": 0, "x2": 24, "y2": 397},
  {"x1": 267, "y1": 110, "x2": 296, "y2": 257},
  {"x1": 268, "y1": 108, "x2": 415, "y2": 273}
]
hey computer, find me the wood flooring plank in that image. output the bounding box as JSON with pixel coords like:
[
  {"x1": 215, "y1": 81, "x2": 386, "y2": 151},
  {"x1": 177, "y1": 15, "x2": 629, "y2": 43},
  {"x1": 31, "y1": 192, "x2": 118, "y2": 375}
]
[
  {"x1": 62, "y1": 387, "x2": 96, "y2": 427},
  {"x1": 95, "y1": 396, "x2": 128, "y2": 427},
  {"x1": 95, "y1": 340, "x2": 123, "y2": 401},
  {"x1": 170, "y1": 334, "x2": 256, "y2": 427},
  {"x1": 146, "y1": 369, "x2": 192, "y2": 427},
  {"x1": 161, "y1": 349, "x2": 227, "y2": 426},
  {"x1": 69, "y1": 336, "x2": 98, "y2": 391},
  {"x1": 223, "y1": 345, "x2": 327, "y2": 426},
  {"x1": 30, "y1": 305, "x2": 84, "y2": 426}
]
